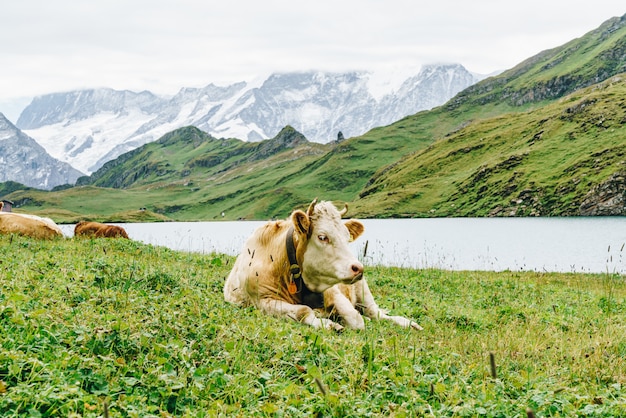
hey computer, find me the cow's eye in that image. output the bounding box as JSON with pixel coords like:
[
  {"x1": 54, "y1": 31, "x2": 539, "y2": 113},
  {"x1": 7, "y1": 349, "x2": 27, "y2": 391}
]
[{"x1": 318, "y1": 234, "x2": 329, "y2": 243}]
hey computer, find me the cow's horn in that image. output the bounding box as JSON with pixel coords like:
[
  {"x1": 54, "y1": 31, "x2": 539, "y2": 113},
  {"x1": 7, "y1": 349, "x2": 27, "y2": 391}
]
[
  {"x1": 339, "y1": 203, "x2": 348, "y2": 217},
  {"x1": 307, "y1": 198, "x2": 318, "y2": 217}
]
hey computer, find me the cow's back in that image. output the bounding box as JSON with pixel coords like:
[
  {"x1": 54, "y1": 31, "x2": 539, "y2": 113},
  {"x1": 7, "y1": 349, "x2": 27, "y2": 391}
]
[
  {"x1": 0, "y1": 213, "x2": 63, "y2": 239},
  {"x1": 96, "y1": 225, "x2": 129, "y2": 238},
  {"x1": 74, "y1": 221, "x2": 98, "y2": 236},
  {"x1": 224, "y1": 220, "x2": 290, "y2": 306},
  {"x1": 75, "y1": 221, "x2": 128, "y2": 238},
  {"x1": 7, "y1": 213, "x2": 63, "y2": 236}
]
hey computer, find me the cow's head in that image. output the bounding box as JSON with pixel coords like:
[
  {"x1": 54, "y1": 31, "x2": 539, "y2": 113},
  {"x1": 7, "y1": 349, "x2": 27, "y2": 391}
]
[{"x1": 292, "y1": 199, "x2": 365, "y2": 293}]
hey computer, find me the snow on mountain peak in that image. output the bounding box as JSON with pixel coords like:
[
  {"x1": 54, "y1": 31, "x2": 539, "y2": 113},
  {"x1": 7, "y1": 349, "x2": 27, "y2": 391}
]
[
  {"x1": 16, "y1": 65, "x2": 479, "y2": 175},
  {"x1": 0, "y1": 113, "x2": 84, "y2": 189}
]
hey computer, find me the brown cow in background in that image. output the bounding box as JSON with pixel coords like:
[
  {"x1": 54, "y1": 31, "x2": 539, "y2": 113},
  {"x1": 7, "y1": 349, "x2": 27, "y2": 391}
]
[{"x1": 74, "y1": 221, "x2": 129, "y2": 239}]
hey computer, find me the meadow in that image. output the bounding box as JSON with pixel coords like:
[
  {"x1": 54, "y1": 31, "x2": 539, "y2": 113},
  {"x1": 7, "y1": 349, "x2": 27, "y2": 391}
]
[{"x1": 0, "y1": 235, "x2": 625, "y2": 417}]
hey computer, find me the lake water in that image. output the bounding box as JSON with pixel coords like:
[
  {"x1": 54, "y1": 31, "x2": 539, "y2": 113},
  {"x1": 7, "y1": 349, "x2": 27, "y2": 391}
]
[{"x1": 60, "y1": 217, "x2": 626, "y2": 274}]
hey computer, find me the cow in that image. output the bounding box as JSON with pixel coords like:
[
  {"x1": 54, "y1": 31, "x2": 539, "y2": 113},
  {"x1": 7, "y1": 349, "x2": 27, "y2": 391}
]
[
  {"x1": 0, "y1": 206, "x2": 64, "y2": 239},
  {"x1": 74, "y1": 221, "x2": 129, "y2": 239},
  {"x1": 224, "y1": 199, "x2": 422, "y2": 331}
]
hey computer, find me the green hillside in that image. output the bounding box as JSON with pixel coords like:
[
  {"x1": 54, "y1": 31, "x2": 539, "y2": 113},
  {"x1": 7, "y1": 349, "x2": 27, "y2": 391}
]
[
  {"x1": 2, "y1": 14, "x2": 625, "y2": 222},
  {"x1": 448, "y1": 14, "x2": 626, "y2": 113},
  {"x1": 353, "y1": 76, "x2": 626, "y2": 217},
  {"x1": 6, "y1": 126, "x2": 333, "y2": 221}
]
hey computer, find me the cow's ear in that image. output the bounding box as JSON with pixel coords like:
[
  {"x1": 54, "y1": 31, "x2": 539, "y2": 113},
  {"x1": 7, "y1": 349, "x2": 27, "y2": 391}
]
[
  {"x1": 292, "y1": 210, "x2": 310, "y2": 236},
  {"x1": 344, "y1": 219, "x2": 364, "y2": 242}
]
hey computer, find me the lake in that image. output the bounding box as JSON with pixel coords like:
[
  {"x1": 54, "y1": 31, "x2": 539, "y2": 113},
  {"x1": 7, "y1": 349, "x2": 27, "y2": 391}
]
[{"x1": 60, "y1": 217, "x2": 626, "y2": 274}]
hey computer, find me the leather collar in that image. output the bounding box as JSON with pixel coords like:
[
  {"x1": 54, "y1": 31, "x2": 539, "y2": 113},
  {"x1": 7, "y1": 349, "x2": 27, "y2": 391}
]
[{"x1": 286, "y1": 226, "x2": 324, "y2": 308}]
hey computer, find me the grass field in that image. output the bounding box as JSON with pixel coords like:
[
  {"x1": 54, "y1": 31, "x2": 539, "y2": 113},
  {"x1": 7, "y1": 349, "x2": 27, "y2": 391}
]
[{"x1": 1, "y1": 235, "x2": 625, "y2": 417}]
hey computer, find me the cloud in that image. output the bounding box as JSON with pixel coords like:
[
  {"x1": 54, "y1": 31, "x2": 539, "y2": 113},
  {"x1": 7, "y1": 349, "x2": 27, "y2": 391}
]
[{"x1": 0, "y1": 0, "x2": 624, "y2": 104}]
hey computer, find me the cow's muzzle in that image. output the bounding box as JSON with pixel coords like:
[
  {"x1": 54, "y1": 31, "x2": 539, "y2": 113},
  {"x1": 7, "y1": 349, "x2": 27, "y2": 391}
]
[
  {"x1": 349, "y1": 263, "x2": 364, "y2": 283},
  {"x1": 350, "y1": 273, "x2": 364, "y2": 283}
]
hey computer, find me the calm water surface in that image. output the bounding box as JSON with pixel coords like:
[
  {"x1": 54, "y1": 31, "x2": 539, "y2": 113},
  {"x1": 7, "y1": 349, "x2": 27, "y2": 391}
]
[{"x1": 61, "y1": 217, "x2": 626, "y2": 274}]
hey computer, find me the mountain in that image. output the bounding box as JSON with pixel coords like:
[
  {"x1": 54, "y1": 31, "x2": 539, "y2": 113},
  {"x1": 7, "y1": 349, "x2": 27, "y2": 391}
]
[
  {"x1": 15, "y1": 88, "x2": 167, "y2": 176},
  {"x1": 352, "y1": 14, "x2": 626, "y2": 217},
  {"x1": 77, "y1": 125, "x2": 322, "y2": 190},
  {"x1": 17, "y1": 64, "x2": 481, "y2": 174},
  {"x1": 5, "y1": 15, "x2": 625, "y2": 220},
  {"x1": 354, "y1": 75, "x2": 626, "y2": 217},
  {"x1": 33, "y1": 125, "x2": 330, "y2": 221},
  {"x1": 447, "y1": 14, "x2": 626, "y2": 112},
  {"x1": 378, "y1": 64, "x2": 477, "y2": 121},
  {"x1": 0, "y1": 113, "x2": 84, "y2": 190}
]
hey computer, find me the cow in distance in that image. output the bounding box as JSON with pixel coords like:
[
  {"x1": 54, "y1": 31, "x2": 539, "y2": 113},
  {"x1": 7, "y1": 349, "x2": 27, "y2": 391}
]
[{"x1": 74, "y1": 221, "x2": 129, "y2": 239}]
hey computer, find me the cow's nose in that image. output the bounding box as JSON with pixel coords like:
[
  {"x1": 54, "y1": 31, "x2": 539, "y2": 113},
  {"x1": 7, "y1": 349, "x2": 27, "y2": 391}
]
[{"x1": 351, "y1": 263, "x2": 364, "y2": 276}]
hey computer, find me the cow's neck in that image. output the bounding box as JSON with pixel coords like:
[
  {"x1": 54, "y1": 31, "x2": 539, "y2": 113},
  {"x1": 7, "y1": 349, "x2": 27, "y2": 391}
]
[{"x1": 286, "y1": 226, "x2": 324, "y2": 309}]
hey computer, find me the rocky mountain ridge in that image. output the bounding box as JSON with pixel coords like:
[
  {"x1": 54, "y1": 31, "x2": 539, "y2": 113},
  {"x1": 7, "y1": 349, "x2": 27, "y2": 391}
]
[
  {"x1": 0, "y1": 113, "x2": 84, "y2": 190},
  {"x1": 16, "y1": 64, "x2": 481, "y2": 174}
]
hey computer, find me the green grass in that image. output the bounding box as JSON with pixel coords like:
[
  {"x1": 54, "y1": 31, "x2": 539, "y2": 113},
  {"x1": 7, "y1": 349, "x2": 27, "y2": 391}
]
[{"x1": 1, "y1": 236, "x2": 625, "y2": 416}]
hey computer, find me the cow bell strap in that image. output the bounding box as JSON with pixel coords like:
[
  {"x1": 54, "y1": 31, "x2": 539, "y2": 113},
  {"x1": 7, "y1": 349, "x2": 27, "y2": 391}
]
[{"x1": 285, "y1": 226, "x2": 324, "y2": 309}]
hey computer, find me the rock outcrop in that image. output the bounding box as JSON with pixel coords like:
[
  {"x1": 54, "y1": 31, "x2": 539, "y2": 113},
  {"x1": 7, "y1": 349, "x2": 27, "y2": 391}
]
[{"x1": 579, "y1": 172, "x2": 626, "y2": 215}]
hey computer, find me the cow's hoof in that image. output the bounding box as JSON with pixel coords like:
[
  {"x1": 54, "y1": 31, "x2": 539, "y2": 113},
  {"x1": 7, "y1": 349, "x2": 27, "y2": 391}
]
[
  {"x1": 389, "y1": 315, "x2": 423, "y2": 330},
  {"x1": 325, "y1": 320, "x2": 344, "y2": 332},
  {"x1": 329, "y1": 322, "x2": 344, "y2": 332},
  {"x1": 315, "y1": 318, "x2": 344, "y2": 332},
  {"x1": 333, "y1": 324, "x2": 345, "y2": 333},
  {"x1": 410, "y1": 322, "x2": 423, "y2": 331}
]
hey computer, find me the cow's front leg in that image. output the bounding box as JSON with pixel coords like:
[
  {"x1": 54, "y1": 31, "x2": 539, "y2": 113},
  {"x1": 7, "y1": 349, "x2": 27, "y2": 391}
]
[
  {"x1": 323, "y1": 286, "x2": 365, "y2": 329},
  {"x1": 258, "y1": 298, "x2": 344, "y2": 331},
  {"x1": 354, "y1": 280, "x2": 423, "y2": 330}
]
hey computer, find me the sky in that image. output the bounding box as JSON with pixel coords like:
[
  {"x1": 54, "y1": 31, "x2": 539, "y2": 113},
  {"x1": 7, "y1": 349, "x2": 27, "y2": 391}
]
[{"x1": 1, "y1": 0, "x2": 624, "y2": 122}]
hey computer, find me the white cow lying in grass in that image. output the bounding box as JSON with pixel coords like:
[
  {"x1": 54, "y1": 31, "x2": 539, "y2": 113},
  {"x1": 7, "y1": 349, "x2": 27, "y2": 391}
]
[{"x1": 224, "y1": 199, "x2": 422, "y2": 331}]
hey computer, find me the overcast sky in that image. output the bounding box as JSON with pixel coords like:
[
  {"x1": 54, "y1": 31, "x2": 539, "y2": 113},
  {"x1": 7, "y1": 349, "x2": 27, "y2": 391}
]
[{"x1": 1, "y1": 1, "x2": 624, "y2": 121}]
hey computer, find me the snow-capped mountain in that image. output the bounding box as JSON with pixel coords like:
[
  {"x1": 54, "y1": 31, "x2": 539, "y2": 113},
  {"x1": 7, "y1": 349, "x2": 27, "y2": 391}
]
[
  {"x1": 17, "y1": 64, "x2": 481, "y2": 175},
  {"x1": 379, "y1": 64, "x2": 478, "y2": 123},
  {"x1": 0, "y1": 113, "x2": 84, "y2": 190}
]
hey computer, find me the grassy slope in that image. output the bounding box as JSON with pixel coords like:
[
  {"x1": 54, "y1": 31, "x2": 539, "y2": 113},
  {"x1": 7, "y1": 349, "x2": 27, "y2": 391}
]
[
  {"x1": 7, "y1": 128, "x2": 335, "y2": 222},
  {"x1": 0, "y1": 236, "x2": 625, "y2": 416},
  {"x1": 6, "y1": 186, "x2": 172, "y2": 223},
  {"x1": 347, "y1": 16, "x2": 626, "y2": 217},
  {"x1": 2, "y1": 109, "x2": 465, "y2": 223},
  {"x1": 353, "y1": 76, "x2": 626, "y2": 217}
]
